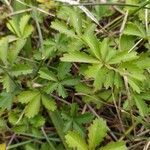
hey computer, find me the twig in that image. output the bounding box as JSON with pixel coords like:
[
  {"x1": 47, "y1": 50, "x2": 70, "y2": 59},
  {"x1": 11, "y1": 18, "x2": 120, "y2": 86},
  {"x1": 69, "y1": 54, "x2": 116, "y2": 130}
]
[{"x1": 6, "y1": 134, "x2": 16, "y2": 150}]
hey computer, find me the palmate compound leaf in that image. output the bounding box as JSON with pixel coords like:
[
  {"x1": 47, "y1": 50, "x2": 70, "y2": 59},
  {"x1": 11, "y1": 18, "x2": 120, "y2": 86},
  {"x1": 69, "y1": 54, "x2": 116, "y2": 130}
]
[
  {"x1": 11, "y1": 64, "x2": 33, "y2": 76},
  {"x1": 88, "y1": 118, "x2": 108, "y2": 150},
  {"x1": 99, "y1": 141, "x2": 127, "y2": 150},
  {"x1": 65, "y1": 131, "x2": 88, "y2": 150},
  {"x1": 61, "y1": 51, "x2": 100, "y2": 64}
]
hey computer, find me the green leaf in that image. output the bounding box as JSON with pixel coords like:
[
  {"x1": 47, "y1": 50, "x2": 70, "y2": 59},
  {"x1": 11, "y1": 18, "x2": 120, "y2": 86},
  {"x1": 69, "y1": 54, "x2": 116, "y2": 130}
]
[
  {"x1": 128, "y1": 78, "x2": 141, "y2": 93},
  {"x1": 85, "y1": 64, "x2": 103, "y2": 79},
  {"x1": 57, "y1": 62, "x2": 72, "y2": 80},
  {"x1": 0, "y1": 92, "x2": 12, "y2": 110},
  {"x1": 25, "y1": 94, "x2": 41, "y2": 118},
  {"x1": 100, "y1": 38, "x2": 109, "y2": 61},
  {"x1": 8, "y1": 38, "x2": 26, "y2": 64},
  {"x1": 75, "y1": 113, "x2": 94, "y2": 124},
  {"x1": 130, "y1": 72, "x2": 146, "y2": 81},
  {"x1": 119, "y1": 35, "x2": 135, "y2": 51},
  {"x1": 42, "y1": 95, "x2": 56, "y2": 111},
  {"x1": 61, "y1": 51, "x2": 100, "y2": 63},
  {"x1": 88, "y1": 118, "x2": 108, "y2": 150},
  {"x1": 51, "y1": 20, "x2": 76, "y2": 38},
  {"x1": 45, "y1": 82, "x2": 58, "y2": 94},
  {"x1": 39, "y1": 68, "x2": 57, "y2": 81},
  {"x1": 93, "y1": 67, "x2": 108, "y2": 91},
  {"x1": 75, "y1": 83, "x2": 92, "y2": 95},
  {"x1": 49, "y1": 110, "x2": 69, "y2": 149},
  {"x1": 99, "y1": 141, "x2": 127, "y2": 150},
  {"x1": 104, "y1": 70, "x2": 114, "y2": 89},
  {"x1": 0, "y1": 118, "x2": 6, "y2": 130},
  {"x1": 19, "y1": 15, "x2": 31, "y2": 35},
  {"x1": 2, "y1": 75, "x2": 15, "y2": 93},
  {"x1": 134, "y1": 95, "x2": 148, "y2": 117},
  {"x1": 136, "y1": 54, "x2": 150, "y2": 69},
  {"x1": 11, "y1": 64, "x2": 33, "y2": 76},
  {"x1": 70, "y1": 9, "x2": 82, "y2": 35},
  {"x1": 124, "y1": 22, "x2": 146, "y2": 38},
  {"x1": 18, "y1": 90, "x2": 40, "y2": 104},
  {"x1": 108, "y1": 51, "x2": 138, "y2": 64},
  {"x1": 30, "y1": 115, "x2": 45, "y2": 127},
  {"x1": 83, "y1": 32, "x2": 100, "y2": 59},
  {"x1": 23, "y1": 25, "x2": 34, "y2": 38},
  {"x1": 7, "y1": 19, "x2": 21, "y2": 37},
  {"x1": 140, "y1": 92, "x2": 150, "y2": 100},
  {"x1": 57, "y1": 83, "x2": 67, "y2": 98},
  {"x1": 124, "y1": 0, "x2": 138, "y2": 13},
  {"x1": 65, "y1": 131, "x2": 88, "y2": 150},
  {"x1": 61, "y1": 78, "x2": 79, "y2": 86},
  {"x1": 0, "y1": 37, "x2": 8, "y2": 65}
]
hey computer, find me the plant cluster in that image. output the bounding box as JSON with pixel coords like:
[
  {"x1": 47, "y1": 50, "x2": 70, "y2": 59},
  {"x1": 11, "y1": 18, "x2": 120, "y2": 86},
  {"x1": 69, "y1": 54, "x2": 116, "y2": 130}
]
[{"x1": 0, "y1": 0, "x2": 150, "y2": 150}]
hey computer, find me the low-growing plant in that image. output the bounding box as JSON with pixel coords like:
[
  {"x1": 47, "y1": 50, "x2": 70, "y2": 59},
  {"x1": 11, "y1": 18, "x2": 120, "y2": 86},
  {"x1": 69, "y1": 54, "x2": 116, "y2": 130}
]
[{"x1": 0, "y1": 0, "x2": 150, "y2": 149}]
